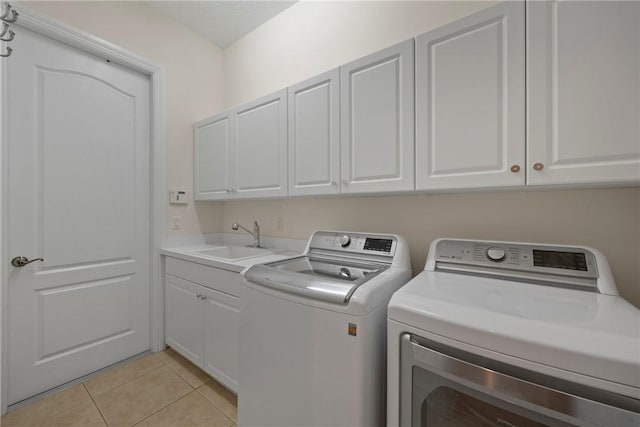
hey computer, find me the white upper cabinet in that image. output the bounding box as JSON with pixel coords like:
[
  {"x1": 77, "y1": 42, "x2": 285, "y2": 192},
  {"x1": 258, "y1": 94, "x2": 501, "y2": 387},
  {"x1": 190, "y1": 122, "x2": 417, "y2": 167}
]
[
  {"x1": 194, "y1": 112, "x2": 233, "y2": 200},
  {"x1": 340, "y1": 39, "x2": 415, "y2": 194},
  {"x1": 527, "y1": 0, "x2": 640, "y2": 186},
  {"x1": 232, "y1": 89, "x2": 288, "y2": 198},
  {"x1": 415, "y1": 1, "x2": 526, "y2": 190},
  {"x1": 194, "y1": 0, "x2": 637, "y2": 198},
  {"x1": 288, "y1": 69, "x2": 340, "y2": 196}
]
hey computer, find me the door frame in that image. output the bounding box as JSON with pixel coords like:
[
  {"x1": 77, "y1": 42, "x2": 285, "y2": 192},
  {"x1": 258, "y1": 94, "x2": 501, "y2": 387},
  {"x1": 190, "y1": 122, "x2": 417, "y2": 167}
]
[{"x1": 0, "y1": 6, "x2": 167, "y2": 413}]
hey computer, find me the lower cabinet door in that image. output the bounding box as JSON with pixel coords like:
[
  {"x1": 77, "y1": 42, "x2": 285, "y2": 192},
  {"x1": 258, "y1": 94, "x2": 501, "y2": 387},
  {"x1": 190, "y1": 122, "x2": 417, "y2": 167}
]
[
  {"x1": 202, "y1": 287, "x2": 239, "y2": 393},
  {"x1": 165, "y1": 275, "x2": 204, "y2": 366}
]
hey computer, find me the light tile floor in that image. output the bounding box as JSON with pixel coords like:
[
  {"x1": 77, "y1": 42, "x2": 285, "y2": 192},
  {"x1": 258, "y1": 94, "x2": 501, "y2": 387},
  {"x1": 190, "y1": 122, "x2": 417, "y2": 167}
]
[{"x1": 1, "y1": 348, "x2": 237, "y2": 427}]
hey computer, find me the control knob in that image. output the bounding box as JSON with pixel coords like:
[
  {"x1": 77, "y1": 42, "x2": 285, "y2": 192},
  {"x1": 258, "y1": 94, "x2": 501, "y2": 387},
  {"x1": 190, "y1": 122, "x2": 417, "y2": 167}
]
[
  {"x1": 486, "y1": 246, "x2": 506, "y2": 262},
  {"x1": 339, "y1": 235, "x2": 351, "y2": 247}
]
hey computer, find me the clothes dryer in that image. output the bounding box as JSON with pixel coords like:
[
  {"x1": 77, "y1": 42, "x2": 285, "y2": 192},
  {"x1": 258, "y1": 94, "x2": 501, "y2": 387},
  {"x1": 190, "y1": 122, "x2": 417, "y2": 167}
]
[{"x1": 388, "y1": 238, "x2": 640, "y2": 427}]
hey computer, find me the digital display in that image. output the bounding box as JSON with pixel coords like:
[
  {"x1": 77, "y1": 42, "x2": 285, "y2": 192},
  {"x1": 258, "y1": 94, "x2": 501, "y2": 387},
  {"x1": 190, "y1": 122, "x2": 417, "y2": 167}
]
[
  {"x1": 364, "y1": 238, "x2": 393, "y2": 253},
  {"x1": 532, "y1": 250, "x2": 587, "y2": 271}
]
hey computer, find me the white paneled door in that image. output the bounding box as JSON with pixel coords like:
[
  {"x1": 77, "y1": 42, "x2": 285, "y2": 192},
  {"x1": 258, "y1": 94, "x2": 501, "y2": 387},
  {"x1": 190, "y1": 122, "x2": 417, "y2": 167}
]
[{"x1": 6, "y1": 27, "x2": 151, "y2": 404}]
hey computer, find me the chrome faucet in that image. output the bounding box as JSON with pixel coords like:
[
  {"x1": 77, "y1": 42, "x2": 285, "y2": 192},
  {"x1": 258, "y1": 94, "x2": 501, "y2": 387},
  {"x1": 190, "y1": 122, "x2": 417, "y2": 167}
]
[{"x1": 232, "y1": 221, "x2": 261, "y2": 248}]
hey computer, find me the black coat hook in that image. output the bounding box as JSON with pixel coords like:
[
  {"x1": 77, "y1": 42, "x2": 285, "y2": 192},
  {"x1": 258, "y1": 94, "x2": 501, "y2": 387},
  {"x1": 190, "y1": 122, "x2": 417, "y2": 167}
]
[{"x1": 1, "y1": 3, "x2": 18, "y2": 23}]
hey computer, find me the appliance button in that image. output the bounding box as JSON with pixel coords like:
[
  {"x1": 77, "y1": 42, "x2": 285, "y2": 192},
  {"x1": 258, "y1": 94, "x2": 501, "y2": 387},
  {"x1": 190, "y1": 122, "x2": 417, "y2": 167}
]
[
  {"x1": 339, "y1": 235, "x2": 351, "y2": 247},
  {"x1": 486, "y1": 247, "x2": 506, "y2": 262}
]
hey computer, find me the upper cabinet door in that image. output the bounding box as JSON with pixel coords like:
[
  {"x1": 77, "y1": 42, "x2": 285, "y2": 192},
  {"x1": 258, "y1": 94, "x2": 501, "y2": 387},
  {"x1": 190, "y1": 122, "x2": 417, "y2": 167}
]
[
  {"x1": 340, "y1": 39, "x2": 415, "y2": 194},
  {"x1": 527, "y1": 1, "x2": 640, "y2": 186},
  {"x1": 288, "y1": 69, "x2": 340, "y2": 196},
  {"x1": 233, "y1": 89, "x2": 288, "y2": 198},
  {"x1": 194, "y1": 112, "x2": 233, "y2": 200},
  {"x1": 415, "y1": 2, "x2": 525, "y2": 191}
]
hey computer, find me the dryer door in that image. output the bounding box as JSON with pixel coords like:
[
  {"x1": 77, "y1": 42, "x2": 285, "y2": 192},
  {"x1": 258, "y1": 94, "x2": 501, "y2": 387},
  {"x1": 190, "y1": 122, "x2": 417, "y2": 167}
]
[{"x1": 400, "y1": 335, "x2": 640, "y2": 427}]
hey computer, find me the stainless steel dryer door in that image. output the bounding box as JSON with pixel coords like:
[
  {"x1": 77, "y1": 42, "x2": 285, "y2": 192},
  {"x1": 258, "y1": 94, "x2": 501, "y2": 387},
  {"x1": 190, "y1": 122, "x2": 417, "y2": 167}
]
[{"x1": 400, "y1": 334, "x2": 640, "y2": 427}]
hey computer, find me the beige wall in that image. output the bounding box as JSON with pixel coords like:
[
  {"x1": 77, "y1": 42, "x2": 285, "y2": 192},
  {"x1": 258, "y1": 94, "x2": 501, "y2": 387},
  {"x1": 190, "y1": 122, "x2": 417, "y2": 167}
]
[
  {"x1": 224, "y1": 0, "x2": 498, "y2": 107},
  {"x1": 222, "y1": 1, "x2": 640, "y2": 308},
  {"x1": 21, "y1": 1, "x2": 226, "y2": 236}
]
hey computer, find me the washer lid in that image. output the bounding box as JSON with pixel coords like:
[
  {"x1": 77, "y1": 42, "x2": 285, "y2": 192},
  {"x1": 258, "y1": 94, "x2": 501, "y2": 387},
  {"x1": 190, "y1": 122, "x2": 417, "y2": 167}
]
[
  {"x1": 244, "y1": 255, "x2": 388, "y2": 304},
  {"x1": 388, "y1": 271, "x2": 640, "y2": 395}
]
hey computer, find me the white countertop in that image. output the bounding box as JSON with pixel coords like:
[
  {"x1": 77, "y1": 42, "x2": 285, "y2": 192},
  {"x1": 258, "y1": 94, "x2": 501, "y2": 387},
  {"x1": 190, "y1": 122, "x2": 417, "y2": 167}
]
[{"x1": 161, "y1": 244, "x2": 301, "y2": 273}]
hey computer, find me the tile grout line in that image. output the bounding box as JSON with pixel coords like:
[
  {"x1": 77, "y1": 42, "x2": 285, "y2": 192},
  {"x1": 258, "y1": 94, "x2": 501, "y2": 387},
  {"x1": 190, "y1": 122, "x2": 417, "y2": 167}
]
[
  {"x1": 2, "y1": 354, "x2": 174, "y2": 427},
  {"x1": 195, "y1": 384, "x2": 237, "y2": 424},
  {"x1": 152, "y1": 351, "x2": 237, "y2": 425},
  {"x1": 160, "y1": 358, "x2": 207, "y2": 390},
  {"x1": 85, "y1": 353, "x2": 169, "y2": 426},
  {"x1": 87, "y1": 355, "x2": 167, "y2": 400},
  {"x1": 82, "y1": 383, "x2": 110, "y2": 427},
  {"x1": 162, "y1": 350, "x2": 237, "y2": 424},
  {"x1": 125, "y1": 352, "x2": 198, "y2": 427},
  {"x1": 96, "y1": 368, "x2": 192, "y2": 427},
  {"x1": 131, "y1": 389, "x2": 204, "y2": 427}
]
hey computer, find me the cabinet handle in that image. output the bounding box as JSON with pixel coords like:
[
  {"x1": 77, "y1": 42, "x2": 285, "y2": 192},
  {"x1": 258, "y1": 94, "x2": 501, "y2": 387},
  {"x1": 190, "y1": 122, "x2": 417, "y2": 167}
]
[
  {"x1": 533, "y1": 162, "x2": 544, "y2": 171},
  {"x1": 510, "y1": 164, "x2": 521, "y2": 173},
  {"x1": 331, "y1": 181, "x2": 337, "y2": 186},
  {"x1": 201, "y1": 295, "x2": 207, "y2": 301},
  {"x1": 196, "y1": 293, "x2": 202, "y2": 299},
  {"x1": 225, "y1": 189, "x2": 231, "y2": 193},
  {"x1": 341, "y1": 180, "x2": 348, "y2": 186}
]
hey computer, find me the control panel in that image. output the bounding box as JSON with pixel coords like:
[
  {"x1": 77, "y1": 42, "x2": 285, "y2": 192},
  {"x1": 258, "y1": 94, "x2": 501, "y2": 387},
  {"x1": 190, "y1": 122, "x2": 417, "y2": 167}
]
[
  {"x1": 309, "y1": 231, "x2": 397, "y2": 257},
  {"x1": 433, "y1": 240, "x2": 598, "y2": 279}
]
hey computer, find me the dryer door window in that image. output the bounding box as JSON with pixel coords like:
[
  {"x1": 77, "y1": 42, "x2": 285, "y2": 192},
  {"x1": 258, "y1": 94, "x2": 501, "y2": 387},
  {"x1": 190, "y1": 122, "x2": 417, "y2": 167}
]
[
  {"x1": 412, "y1": 369, "x2": 566, "y2": 427},
  {"x1": 399, "y1": 335, "x2": 640, "y2": 427}
]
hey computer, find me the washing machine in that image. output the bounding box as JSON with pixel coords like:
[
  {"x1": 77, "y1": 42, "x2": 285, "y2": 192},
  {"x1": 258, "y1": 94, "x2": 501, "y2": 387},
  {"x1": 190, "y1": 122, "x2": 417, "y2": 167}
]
[
  {"x1": 239, "y1": 230, "x2": 412, "y2": 427},
  {"x1": 388, "y1": 238, "x2": 640, "y2": 427}
]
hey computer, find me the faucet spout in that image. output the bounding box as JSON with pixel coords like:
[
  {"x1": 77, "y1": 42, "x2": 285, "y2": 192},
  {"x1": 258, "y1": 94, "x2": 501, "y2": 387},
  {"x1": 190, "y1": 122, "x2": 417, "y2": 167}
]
[{"x1": 232, "y1": 221, "x2": 261, "y2": 248}]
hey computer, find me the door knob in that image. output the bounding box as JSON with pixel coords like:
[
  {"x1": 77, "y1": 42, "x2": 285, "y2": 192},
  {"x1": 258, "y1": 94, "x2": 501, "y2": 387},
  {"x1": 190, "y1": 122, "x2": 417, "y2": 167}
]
[{"x1": 11, "y1": 256, "x2": 44, "y2": 267}]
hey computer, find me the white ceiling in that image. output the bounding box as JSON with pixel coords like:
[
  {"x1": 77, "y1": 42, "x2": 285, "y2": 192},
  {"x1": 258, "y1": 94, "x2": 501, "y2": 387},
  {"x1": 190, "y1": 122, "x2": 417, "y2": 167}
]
[{"x1": 147, "y1": 1, "x2": 297, "y2": 48}]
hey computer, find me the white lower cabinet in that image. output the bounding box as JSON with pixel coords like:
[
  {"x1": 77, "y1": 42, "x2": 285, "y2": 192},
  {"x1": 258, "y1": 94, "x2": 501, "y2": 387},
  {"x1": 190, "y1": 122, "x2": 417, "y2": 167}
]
[
  {"x1": 164, "y1": 257, "x2": 240, "y2": 393},
  {"x1": 202, "y1": 286, "x2": 239, "y2": 390},
  {"x1": 165, "y1": 275, "x2": 205, "y2": 366}
]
